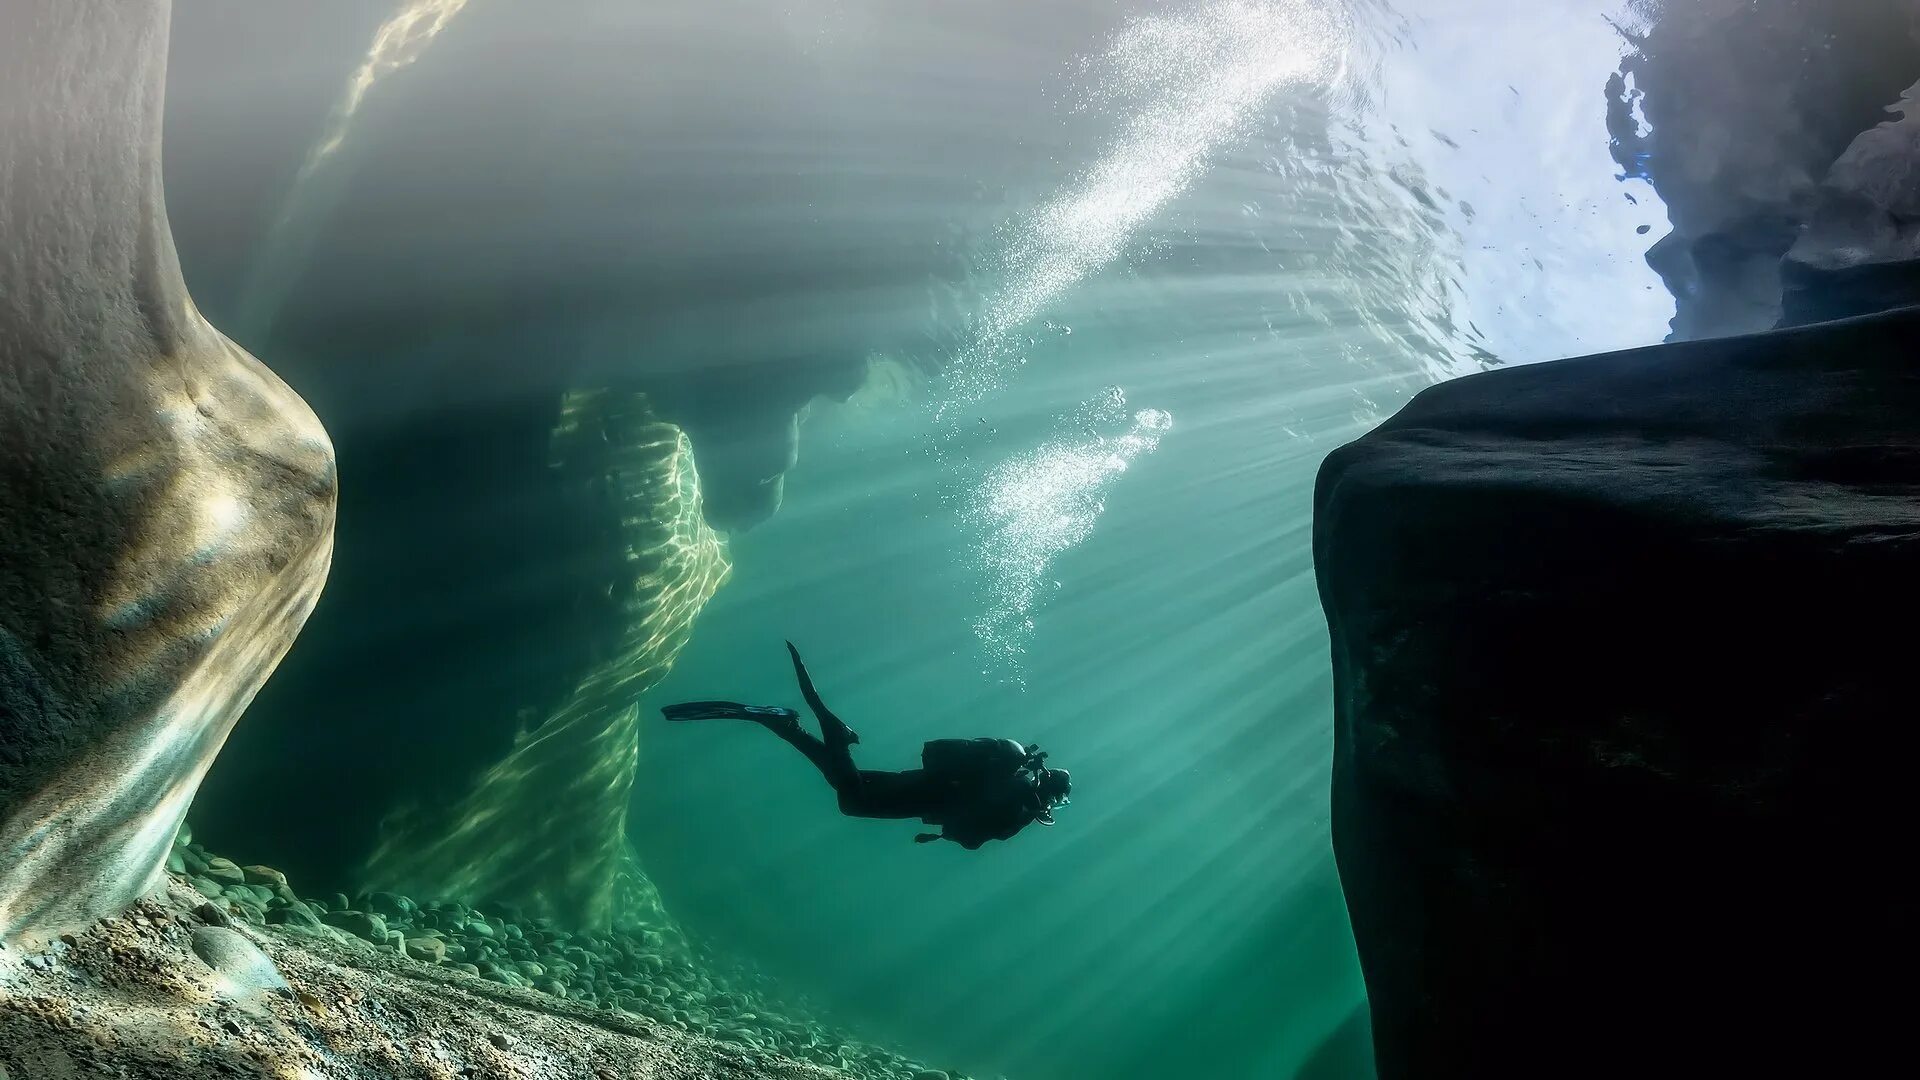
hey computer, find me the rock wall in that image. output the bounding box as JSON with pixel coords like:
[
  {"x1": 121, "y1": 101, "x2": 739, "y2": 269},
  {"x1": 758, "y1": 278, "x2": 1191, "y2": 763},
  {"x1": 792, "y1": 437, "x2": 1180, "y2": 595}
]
[
  {"x1": 356, "y1": 391, "x2": 729, "y2": 931},
  {"x1": 1610, "y1": 0, "x2": 1920, "y2": 339},
  {"x1": 1313, "y1": 306, "x2": 1917, "y2": 1077},
  {"x1": 0, "y1": 0, "x2": 336, "y2": 943},
  {"x1": 1783, "y1": 78, "x2": 1920, "y2": 323}
]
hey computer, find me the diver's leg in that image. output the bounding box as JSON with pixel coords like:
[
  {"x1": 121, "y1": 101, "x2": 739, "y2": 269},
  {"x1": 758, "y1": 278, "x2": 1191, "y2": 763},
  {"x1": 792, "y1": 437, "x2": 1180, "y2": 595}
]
[
  {"x1": 835, "y1": 769, "x2": 939, "y2": 820},
  {"x1": 785, "y1": 640, "x2": 860, "y2": 747},
  {"x1": 753, "y1": 710, "x2": 860, "y2": 790}
]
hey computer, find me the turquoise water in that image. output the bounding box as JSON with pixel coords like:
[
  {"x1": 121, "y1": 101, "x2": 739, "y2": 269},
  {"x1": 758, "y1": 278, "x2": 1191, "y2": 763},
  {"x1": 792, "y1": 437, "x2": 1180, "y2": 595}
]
[{"x1": 164, "y1": 1, "x2": 1676, "y2": 1078}]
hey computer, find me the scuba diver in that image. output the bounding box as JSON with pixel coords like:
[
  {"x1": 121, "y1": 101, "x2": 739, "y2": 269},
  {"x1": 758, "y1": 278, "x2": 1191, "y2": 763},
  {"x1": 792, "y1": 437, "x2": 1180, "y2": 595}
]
[{"x1": 662, "y1": 642, "x2": 1071, "y2": 849}]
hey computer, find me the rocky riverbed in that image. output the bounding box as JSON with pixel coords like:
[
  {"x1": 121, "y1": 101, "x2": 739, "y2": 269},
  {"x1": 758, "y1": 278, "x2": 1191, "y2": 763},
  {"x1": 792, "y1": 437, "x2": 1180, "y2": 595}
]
[{"x1": 0, "y1": 826, "x2": 974, "y2": 1080}]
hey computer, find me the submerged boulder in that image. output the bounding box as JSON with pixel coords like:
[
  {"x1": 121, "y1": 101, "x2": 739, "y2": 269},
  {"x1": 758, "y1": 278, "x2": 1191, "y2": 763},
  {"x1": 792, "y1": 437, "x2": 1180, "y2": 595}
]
[
  {"x1": 1314, "y1": 306, "x2": 1916, "y2": 1077},
  {"x1": 0, "y1": 0, "x2": 335, "y2": 943}
]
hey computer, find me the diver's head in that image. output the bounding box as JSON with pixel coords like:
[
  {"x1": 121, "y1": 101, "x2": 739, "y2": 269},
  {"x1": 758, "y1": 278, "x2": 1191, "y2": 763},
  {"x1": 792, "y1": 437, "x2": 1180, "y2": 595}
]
[{"x1": 1037, "y1": 768, "x2": 1071, "y2": 811}]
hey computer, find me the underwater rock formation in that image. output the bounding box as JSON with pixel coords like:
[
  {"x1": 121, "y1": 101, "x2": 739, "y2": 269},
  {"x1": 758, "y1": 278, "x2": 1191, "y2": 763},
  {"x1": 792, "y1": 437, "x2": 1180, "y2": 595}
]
[
  {"x1": 1610, "y1": 0, "x2": 1920, "y2": 339},
  {"x1": 1314, "y1": 305, "x2": 1917, "y2": 1077},
  {"x1": 0, "y1": 0, "x2": 336, "y2": 943},
  {"x1": 356, "y1": 391, "x2": 728, "y2": 930},
  {"x1": 1783, "y1": 79, "x2": 1920, "y2": 324}
]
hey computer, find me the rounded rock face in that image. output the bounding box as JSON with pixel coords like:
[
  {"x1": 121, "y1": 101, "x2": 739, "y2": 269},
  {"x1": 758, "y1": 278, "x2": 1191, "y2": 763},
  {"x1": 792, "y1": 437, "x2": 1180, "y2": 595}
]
[
  {"x1": 0, "y1": 1, "x2": 337, "y2": 943},
  {"x1": 189, "y1": 926, "x2": 289, "y2": 996}
]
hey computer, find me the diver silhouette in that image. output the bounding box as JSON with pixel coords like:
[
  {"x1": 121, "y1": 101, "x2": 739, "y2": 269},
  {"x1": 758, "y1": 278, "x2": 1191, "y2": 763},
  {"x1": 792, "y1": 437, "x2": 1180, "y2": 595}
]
[{"x1": 662, "y1": 642, "x2": 1071, "y2": 849}]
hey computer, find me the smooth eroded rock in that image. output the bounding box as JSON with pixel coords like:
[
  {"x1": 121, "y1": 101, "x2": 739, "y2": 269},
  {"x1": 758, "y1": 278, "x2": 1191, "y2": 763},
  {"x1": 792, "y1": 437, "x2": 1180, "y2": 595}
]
[
  {"x1": 0, "y1": 0, "x2": 335, "y2": 943},
  {"x1": 1314, "y1": 306, "x2": 1917, "y2": 1077},
  {"x1": 189, "y1": 926, "x2": 288, "y2": 996}
]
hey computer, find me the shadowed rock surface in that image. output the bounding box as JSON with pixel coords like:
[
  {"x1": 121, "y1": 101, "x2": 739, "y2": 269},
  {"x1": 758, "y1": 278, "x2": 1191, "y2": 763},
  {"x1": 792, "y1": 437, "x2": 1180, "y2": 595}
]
[
  {"x1": 0, "y1": 0, "x2": 336, "y2": 944},
  {"x1": 1314, "y1": 304, "x2": 1917, "y2": 1077}
]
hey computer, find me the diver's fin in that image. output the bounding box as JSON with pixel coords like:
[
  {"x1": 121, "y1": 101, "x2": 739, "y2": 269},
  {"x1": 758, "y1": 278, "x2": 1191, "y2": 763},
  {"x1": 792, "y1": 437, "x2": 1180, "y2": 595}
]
[
  {"x1": 661, "y1": 701, "x2": 800, "y2": 724},
  {"x1": 784, "y1": 640, "x2": 860, "y2": 746}
]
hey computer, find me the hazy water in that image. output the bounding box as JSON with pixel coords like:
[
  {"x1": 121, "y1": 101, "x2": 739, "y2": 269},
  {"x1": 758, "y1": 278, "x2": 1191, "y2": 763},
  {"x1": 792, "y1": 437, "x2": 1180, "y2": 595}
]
[{"x1": 165, "y1": 1, "x2": 1676, "y2": 1078}]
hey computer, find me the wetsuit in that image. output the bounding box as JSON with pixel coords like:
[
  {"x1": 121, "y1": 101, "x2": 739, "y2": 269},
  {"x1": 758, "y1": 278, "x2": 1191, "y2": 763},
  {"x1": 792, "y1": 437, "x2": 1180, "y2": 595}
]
[{"x1": 663, "y1": 643, "x2": 1051, "y2": 848}]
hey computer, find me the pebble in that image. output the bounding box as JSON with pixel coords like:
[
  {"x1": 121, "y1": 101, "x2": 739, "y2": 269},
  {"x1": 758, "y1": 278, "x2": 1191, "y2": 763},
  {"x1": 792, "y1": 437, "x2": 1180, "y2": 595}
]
[
  {"x1": 201, "y1": 857, "x2": 247, "y2": 887},
  {"x1": 265, "y1": 902, "x2": 323, "y2": 930},
  {"x1": 189, "y1": 926, "x2": 287, "y2": 996},
  {"x1": 242, "y1": 865, "x2": 288, "y2": 888},
  {"x1": 364, "y1": 892, "x2": 415, "y2": 919},
  {"x1": 193, "y1": 901, "x2": 232, "y2": 929},
  {"x1": 160, "y1": 825, "x2": 944, "y2": 1080},
  {"x1": 318, "y1": 909, "x2": 387, "y2": 943}
]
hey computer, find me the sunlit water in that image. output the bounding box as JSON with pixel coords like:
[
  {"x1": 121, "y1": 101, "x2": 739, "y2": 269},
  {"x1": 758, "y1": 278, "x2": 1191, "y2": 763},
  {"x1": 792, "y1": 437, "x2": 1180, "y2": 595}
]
[
  {"x1": 167, "y1": 1, "x2": 1676, "y2": 1078},
  {"x1": 639, "y1": 2, "x2": 1670, "y2": 1077}
]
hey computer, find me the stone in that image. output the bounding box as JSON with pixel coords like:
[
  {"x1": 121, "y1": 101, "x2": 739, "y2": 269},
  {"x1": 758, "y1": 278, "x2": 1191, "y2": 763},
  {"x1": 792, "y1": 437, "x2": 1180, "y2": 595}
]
[
  {"x1": 164, "y1": 851, "x2": 185, "y2": 875},
  {"x1": 201, "y1": 859, "x2": 247, "y2": 888},
  {"x1": 189, "y1": 926, "x2": 288, "y2": 996},
  {"x1": 451, "y1": 962, "x2": 480, "y2": 976},
  {"x1": 240, "y1": 865, "x2": 287, "y2": 888},
  {"x1": 264, "y1": 902, "x2": 322, "y2": 930},
  {"x1": 1314, "y1": 305, "x2": 1917, "y2": 1078},
  {"x1": 318, "y1": 910, "x2": 387, "y2": 943},
  {"x1": 0, "y1": 4, "x2": 337, "y2": 941},
  {"x1": 193, "y1": 901, "x2": 232, "y2": 929},
  {"x1": 404, "y1": 937, "x2": 446, "y2": 963},
  {"x1": 362, "y1": 892, "x2": 413, "y2": 919}
]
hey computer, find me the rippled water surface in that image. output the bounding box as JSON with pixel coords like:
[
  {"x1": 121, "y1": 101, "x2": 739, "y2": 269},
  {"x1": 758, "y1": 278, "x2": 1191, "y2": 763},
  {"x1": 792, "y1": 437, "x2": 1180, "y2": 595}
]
[{"x1": 167, "y1": 2, "x2": 1676, "y2": 1078}]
